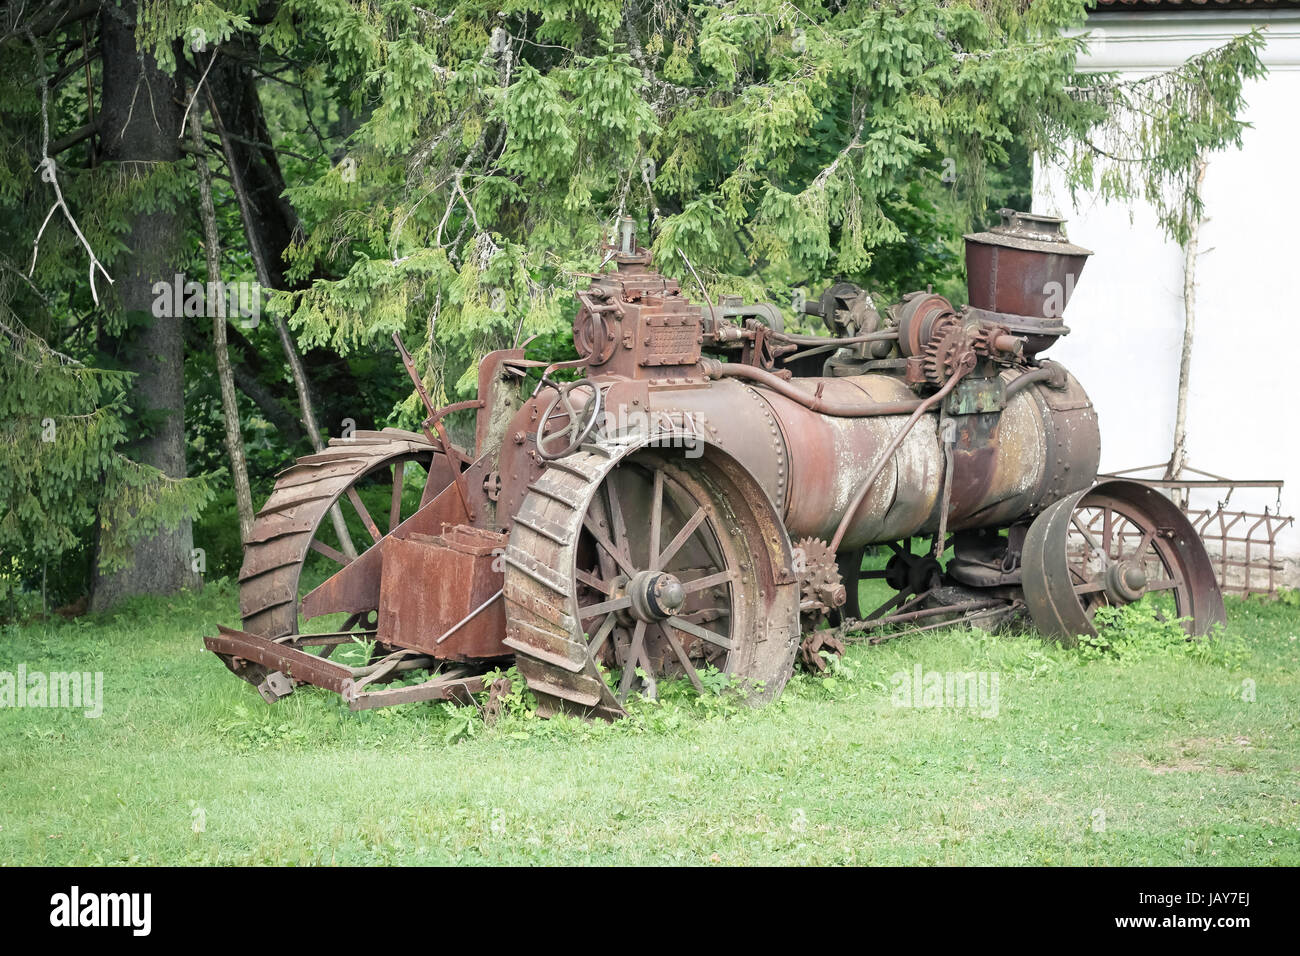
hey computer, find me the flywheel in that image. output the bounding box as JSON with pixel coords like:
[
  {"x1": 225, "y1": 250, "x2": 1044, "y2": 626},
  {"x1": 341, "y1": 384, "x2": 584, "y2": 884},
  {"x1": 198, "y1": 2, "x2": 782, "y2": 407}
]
[
  {"x1": 1021, "y1": 479, "x2": 1226, "y2": 645},
  {"x1": 502, "y1": 442, "x2": 801, "y2": 719}
]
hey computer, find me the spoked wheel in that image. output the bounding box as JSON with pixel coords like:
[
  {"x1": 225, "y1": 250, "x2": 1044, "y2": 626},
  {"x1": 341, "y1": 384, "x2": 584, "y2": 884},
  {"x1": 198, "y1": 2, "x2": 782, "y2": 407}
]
[
  {"x1": 574, "y1": 454, "x2": 746, "y2": 702},
  {"x1": 1022, "y1": 479, "x2": 1225, "y2": 645},
  {"x1": 224, "y1": 430, "x2": 447, "y2": 688},
  {"x1": 503, "y1": 442, "x2": 801, "y2": 719},
  {"x1": 832, "y1": 539, "x2": 940, "y2": 623}
]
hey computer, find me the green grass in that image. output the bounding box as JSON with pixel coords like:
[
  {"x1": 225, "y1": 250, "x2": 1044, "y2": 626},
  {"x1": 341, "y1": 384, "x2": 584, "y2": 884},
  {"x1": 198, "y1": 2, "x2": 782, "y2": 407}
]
[{"x1": 1, "y1": 578, "x2": 1298, "y2": 865}]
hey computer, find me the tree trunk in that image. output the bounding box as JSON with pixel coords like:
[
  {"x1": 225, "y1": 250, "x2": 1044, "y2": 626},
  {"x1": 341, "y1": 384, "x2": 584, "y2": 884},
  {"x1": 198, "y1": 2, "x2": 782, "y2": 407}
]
[
  {"x1": 205, "y1": 77, "x2": 357, "y2": 558},
  {"x1": 91, "y1": 0, "x2": 200, "y2": 609},
  {"x1": 1166, "y1": 156, "x2": 1209, "y2": 508},
  {"x1": 189, "y1": 99, "x2": 255, "y2": 542}
]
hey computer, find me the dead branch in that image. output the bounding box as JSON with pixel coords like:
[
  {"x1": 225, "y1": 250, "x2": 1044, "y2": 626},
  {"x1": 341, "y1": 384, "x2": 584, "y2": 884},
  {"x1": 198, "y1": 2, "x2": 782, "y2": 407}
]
[{"x1": 24, "y1": 27, "x2": 113, "y2": 305}]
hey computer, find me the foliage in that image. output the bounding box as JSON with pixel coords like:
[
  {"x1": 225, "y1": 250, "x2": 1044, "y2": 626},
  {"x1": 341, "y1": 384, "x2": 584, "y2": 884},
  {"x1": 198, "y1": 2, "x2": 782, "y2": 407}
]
[
  {"x1": 0, "y1": 0, "x2": 1267, "y2": 608},
  {"x1": 135, "y1": 0, "x2": 1269, "y2": 410},
  {"x1": 1083, "y1": 599, "x2": 1248, "y2": 669},
  {"x1": 0, "y1": 320, "x2": 212, "y2": 604}
]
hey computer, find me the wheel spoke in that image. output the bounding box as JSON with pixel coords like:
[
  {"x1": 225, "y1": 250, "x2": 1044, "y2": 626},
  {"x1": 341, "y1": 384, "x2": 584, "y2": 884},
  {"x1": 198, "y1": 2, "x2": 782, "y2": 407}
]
[
  {"x1": 679, "y1": 567, "x2": 737, "y2": 594},
  {"x1": 346, "y1": 487, "x2": 383, "y2": 543},
  {"x1": 677, "y1": 607, "x2": 730, "y2": 624},
  {"x1": 575, "y1": 567, "x2": 612, "y2": 594},
  {"x1": 587, "y1": 612, "x2": 618, "y2": 661},
  {"x1": 1071, "y1": 514, "x2": 1109, "y2": 567},
  {"x1": 654, "y1": 506, "x2": 706, "y2": 572},
  {"x1": 582, "y1": 514, "x2": 637, "y2": 577},
  {"x1": 579, "y1": 593, "x2": 633, "y2": 619},
  {"x1": 649, "y1": 467, "x2": 664, "y2": 568},
  {"x1": 583, "y1": 493, "x2": 620, "y2": 581},
  {"x1": 309, "y1": 538, "x2": 351, "y2": 566},
  {"x1": 657, "y1": 622, "x2": 705, "y2": 693},
  {"x1": 665, "y1": 615, "x2": 733, "y2": 651},
  {"x1": 604, "y1": 475, "x2": 630, "y2": 565},
  {"x1": 1145, "y1": 577, "x2": 1184, "y2": 592},
  {"x1": 1129, "y1": 527, "x2": 1155, "y2": 563},
  {"x1": 618, "y1": 620, "x2": 648, "y2": 702},
  {"x1": 1073, "y1": 580, "x2": 1105, "y2": 595}
]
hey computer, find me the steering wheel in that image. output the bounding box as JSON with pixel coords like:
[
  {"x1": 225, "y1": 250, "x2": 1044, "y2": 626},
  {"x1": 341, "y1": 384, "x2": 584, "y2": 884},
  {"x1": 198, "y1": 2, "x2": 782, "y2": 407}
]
[{"x1": 536, "y1": 380, "x2": 604, "y2": 460}]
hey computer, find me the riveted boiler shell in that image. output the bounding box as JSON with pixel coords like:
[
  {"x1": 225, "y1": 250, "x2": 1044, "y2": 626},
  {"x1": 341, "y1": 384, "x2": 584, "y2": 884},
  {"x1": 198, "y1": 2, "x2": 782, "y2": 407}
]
[
  {"x1": 762, "y1": 375, "x2": 943, "y2": 549},
  {"x1": 633, "y1": 368, "x2": 1099, "y2": 552}
]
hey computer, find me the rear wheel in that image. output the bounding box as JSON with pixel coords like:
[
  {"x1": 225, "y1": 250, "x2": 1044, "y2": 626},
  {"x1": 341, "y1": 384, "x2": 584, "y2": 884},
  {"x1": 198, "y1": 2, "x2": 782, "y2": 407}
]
[{"x1": 224, "y1": 430, "x2": 445, "y2": 687}]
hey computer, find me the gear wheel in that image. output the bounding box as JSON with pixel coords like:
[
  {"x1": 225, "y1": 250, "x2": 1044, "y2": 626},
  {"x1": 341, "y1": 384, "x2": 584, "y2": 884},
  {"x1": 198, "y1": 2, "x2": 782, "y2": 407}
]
[
  {"x1": 921, "y1": 317, "x2": 965, "y2": 385},
  {"x1": 794, "y1": 536, "x2": 847, "y2": 637},
  {"x1": 974, "y1": 322, "x2": 1017, "y2": 361}
]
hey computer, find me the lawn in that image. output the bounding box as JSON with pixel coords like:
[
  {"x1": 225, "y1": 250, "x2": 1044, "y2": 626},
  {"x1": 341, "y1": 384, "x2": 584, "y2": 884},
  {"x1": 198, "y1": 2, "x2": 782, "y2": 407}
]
[{"x1": 1, "y1": 577, "x2": 1297, "y2": 866}]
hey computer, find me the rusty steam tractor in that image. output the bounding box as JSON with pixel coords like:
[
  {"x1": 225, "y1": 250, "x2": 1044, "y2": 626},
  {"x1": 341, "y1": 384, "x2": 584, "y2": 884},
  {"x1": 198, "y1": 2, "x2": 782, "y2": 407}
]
[{"x1": 206, "y1": 211, "x2": 1225, "y2": 718}]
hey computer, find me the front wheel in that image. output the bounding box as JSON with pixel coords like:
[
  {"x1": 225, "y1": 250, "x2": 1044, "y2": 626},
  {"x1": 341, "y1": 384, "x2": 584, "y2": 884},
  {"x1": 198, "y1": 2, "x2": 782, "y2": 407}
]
[{"x1": 1021, "y1": 479, "x2": 1225, "y2": 645}]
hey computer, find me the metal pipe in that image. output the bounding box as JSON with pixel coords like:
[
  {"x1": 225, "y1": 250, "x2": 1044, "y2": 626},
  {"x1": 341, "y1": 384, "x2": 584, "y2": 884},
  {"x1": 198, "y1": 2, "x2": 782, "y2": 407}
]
[
  {"x1": 782, "y1": 330, "x2": 900, "y2": 364},
  {"x1": 770, "y1": 330, "x2": 899, "y2": 347},
  {"x1": 701, "y1": 359, "x2": 927, "y2": 417},
  {"x1": 842, "y1": 597, "x2": 1012, "y2": 633},
  {"x1": 1005, "y1": 364, "x2": 1060, "y2": 398}
]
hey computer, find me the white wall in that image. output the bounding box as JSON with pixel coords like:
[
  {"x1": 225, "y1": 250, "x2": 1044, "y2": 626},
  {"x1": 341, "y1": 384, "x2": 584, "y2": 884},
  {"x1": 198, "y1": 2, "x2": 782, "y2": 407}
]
[{"x1": 1034, "y1": 11, "x2": 1300, "y2": 557}]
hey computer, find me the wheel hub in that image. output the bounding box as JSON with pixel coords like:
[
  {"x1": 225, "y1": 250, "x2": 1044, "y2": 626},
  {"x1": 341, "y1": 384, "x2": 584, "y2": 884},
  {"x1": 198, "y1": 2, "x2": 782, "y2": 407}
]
[
  {"x1": 1104, "y1": 560, "x2": 1148, "y2": 604},
  {"x1": 626, "y1": 570, "x2": 686, "y2": 622}
]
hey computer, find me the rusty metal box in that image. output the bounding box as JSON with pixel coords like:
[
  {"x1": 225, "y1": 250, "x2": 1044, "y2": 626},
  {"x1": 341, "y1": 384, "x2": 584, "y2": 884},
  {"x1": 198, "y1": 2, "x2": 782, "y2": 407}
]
[{"x1": 377, "y1": 525, "x2": 508, "y2": 661}]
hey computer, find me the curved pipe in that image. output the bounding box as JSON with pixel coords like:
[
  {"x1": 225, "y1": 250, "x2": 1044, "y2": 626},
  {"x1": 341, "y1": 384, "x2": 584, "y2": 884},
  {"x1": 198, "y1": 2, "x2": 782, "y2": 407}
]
[
  {"x1": 701, "y1": 359, "x2": 926, "y2": 417},
  {"x1": 829, "y1": 358, "x2": 974, "y2": 552},
  {"x1": 1005, "y1": 363, "x2": 1063, "y2": 398}
]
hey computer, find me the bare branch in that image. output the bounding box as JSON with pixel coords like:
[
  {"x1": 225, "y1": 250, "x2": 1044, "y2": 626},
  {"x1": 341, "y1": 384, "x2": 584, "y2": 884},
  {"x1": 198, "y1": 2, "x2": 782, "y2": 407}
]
[
  {"x1": 24, "y1": 27, "x2": 113, "y2": 304},
  {"x1": 178, "y1": 46, "x2": 220, "y2": 140}
]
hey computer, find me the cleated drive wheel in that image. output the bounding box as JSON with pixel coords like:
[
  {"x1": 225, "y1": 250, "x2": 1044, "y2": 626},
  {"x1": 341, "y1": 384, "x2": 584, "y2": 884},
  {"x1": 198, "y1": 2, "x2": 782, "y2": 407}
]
[
  {"x1": 1022, "y1": 478, "x2": 1226, "y2": 645},
  {"x1": 223, "y1": 429, "x2": 448, "y2": 687},
  {"x1": 502, "y1": 442, "x2": 801, "y2": 719}
]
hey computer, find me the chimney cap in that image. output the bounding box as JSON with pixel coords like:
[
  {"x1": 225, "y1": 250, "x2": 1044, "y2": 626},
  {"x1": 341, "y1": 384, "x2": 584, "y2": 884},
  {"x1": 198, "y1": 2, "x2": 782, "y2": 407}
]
[{"x1": 964, "y1": 208, "x2": 1092, "y2": 256}]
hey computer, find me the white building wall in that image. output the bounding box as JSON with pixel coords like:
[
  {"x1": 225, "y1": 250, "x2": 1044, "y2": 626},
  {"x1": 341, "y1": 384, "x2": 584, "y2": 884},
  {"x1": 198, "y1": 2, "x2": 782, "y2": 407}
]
[{"x1": 1034, "y1": 11, "x2": 1300, "y2": 559}]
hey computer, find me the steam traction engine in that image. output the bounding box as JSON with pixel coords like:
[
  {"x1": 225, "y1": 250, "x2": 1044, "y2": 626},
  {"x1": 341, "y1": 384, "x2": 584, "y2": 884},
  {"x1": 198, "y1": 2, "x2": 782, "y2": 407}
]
[{"x1": 206, "y1": 211, "x2": 1225, "y2": 717}]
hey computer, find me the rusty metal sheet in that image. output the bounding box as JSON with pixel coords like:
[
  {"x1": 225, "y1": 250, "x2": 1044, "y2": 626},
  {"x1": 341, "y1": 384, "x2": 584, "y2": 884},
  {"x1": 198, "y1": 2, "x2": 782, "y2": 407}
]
[{"x1": 299, "y1": 465, "x2": 473, "y2": 621}]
